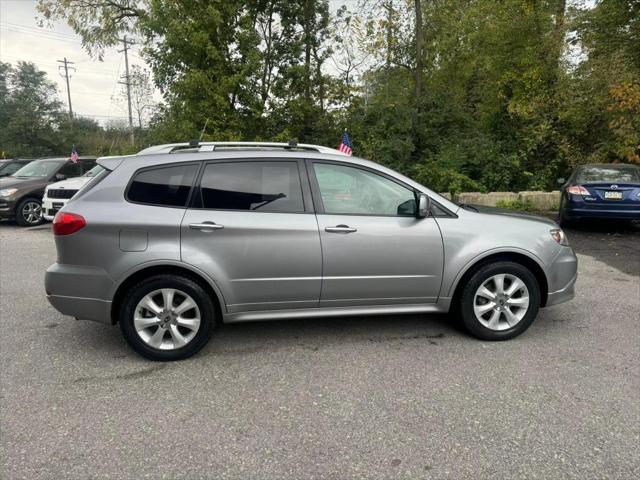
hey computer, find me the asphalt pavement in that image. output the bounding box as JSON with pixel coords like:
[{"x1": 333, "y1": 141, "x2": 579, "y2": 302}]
[{"x1": 1, "y1": 221, "x2": 638, "y2": 479}]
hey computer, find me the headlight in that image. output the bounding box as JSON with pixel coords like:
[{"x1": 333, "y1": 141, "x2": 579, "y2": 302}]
[
  {"x1": 0, "y1": 188, "x2": 18, "y2": 197},
  {"x1": 550, "y1": 228, "x2": 569, "y2": 246}
]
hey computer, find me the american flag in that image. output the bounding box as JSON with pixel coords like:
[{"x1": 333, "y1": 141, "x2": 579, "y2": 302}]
[
  {"x1": 70, "y1": 144, "x2": 79, "y2": 163},
  {"x1": 338, "y1": 131, "x2": 352, "y2": 155}
]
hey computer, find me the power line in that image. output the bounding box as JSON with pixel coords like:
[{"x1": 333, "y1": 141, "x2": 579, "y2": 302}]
[
  {"x1": 57, "y1": 57, "x2": 75, "y2": 120},
  {"x1": 1, "y1": 25, "x2": 85, "y2": 45}
]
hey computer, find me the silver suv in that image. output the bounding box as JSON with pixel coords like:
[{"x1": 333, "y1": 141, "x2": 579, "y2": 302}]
[{"x1": 45, "y1": 142, "x2": 577, "y2": 360}]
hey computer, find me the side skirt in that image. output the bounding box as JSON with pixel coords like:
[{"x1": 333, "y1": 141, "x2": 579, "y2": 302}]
[{"x1": 222, "y1": 300, "x2": 451, "y2": 323}]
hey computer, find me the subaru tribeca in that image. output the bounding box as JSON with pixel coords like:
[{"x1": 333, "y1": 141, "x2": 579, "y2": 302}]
[{"x1": 45, "y1": 142, "x2": 577, "y2": 360}]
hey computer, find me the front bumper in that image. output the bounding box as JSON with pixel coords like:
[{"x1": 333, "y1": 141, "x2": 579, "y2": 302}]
[
  {"x1": 42, "y1": 197, "x2": 67, "y2": 221},
  {"x1": 0, "y1": 197, "x2": 17, "y2": 218},
  {"x1": 544, "y1": 246, "x2": 578, "y2": 307},
  {"x1": 45, "y1": 263, "x2": 114, "y2": 324}
]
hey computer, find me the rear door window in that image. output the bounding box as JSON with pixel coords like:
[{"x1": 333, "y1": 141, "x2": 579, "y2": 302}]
[
  {"x1": 58, "y1": 161, "x2": 83, "y2": 178},
  {"x1": 127, "y1": 164, "x2": 198, "y2": 207},
  {"x1": 198, "y1": 161, "x2": 304, "y2": 212}
]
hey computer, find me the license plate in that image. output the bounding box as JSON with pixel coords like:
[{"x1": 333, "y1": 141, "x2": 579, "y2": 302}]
[
  {"x1": 52, "y1": 202, "x2": 63, "y2": 208},
  {"x1": 604, "y1": 191, "x2": 623, "y2": 199}
]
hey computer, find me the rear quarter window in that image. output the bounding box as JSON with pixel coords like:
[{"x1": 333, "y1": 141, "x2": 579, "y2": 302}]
[{"x1": 127, "y1": 164, "x2": 198, "y2": 207}]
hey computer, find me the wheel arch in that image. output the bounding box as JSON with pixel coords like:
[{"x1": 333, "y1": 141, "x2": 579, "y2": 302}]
[
  {"x1": 110, "y1": 262, "x2": 226, "y2": 325},
  {"x1": 449, "y1": 250, "x2": 549, "y2": 309}
]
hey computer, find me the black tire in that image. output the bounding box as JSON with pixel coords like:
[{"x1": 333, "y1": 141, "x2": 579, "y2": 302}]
[
  {"x1": 15, "y1": 197, "x2": 44, "y2": 226},
  {"x1": 119, "y1": 274, "x2": 216, "y2": 361},
  {"x1": 460, "y1": 261, "x2": 541, "y2": 341}
]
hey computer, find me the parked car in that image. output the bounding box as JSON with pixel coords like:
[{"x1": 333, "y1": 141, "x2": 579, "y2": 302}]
[
  {"x1": 558, "y1": 163, "x2": 640, "y2": 226},
  {"x1": 0, "y1": 159, "x2": 33, "y2": 178},
  {"x1": 45, "y1": 142, "x2": 577, "y2": 360},
  {"x1": 42, "y1": 165, "x2": 105, "y2": 221},
  {"x1": 0, "y1": 157, "x2": 97, "y2": 226}
]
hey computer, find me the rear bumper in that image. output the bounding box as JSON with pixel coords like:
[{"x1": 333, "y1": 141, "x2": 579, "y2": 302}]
[
  {"x1": 565, "y1": 205, "x2": 640, "y2": 221},
  {"x1": 45, "y1": 263, "x2": 114, "y2": 324},
  {"x1": 544, "y1": 246, "x2": 578, "y2": 307},
  {"x1": 47, "y1": 294, "x2": 112, "y2": 324}
]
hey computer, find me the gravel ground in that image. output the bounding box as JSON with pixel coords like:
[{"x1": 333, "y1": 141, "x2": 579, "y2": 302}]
[{"x1": 0, "y1": 221, "x2": 638, "y2": 479}]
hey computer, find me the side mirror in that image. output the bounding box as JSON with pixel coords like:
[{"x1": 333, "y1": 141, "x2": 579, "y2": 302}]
[
  {"x1": 557, "y1": 177, "x2": 566, "y2": 185},
  {"x1": 55, "y1": 173, "x2": 66, "y2": 181},
  {"x1": 416, "y1": 193, "x2": 430, "y2": 218}
]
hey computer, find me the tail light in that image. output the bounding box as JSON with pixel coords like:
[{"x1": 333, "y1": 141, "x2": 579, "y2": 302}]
[
  {"x1": 566, "y1": 185, "x2": 590, "y2": 196},
  {"x1": 53, "y1": 212, "x2": 86, "y2": 236}
]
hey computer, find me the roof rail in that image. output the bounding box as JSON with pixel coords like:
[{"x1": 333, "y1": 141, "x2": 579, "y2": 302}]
[{"x1": 136, "y1": 141, "x2": 346, "y2": 156}]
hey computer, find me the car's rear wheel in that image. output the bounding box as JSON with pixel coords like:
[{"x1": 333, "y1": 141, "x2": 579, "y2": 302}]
[
  {"x1": 460, "y1": 262, "x2": 540, "y2": 341},
  {"x1": 16, "y1": 197, "x2": 44, "y2": 226},
  {"x1": 119, "y1": 275, "x2": 216, "y2": 361}
]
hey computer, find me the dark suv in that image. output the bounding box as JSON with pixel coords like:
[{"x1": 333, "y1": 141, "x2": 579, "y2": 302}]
[{"x1": 0, "y1": 157, "x2": 96, "y2": 226}]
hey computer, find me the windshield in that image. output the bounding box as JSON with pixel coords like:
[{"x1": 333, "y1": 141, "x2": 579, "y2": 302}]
[
  {"x1": 12, "y1": 160, "x2": 63, "y2": 178},
  {"x1": 83, "y1": 165, "x2": 105, "y2": 177},
  {"x1": 576, "y1": 165, "x2": 640, "y2": 184}
]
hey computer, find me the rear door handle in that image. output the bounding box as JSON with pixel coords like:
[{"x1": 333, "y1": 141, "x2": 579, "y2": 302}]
[
  {"x1": 189, "y1": 222, "x2": 224, "y2": 231},
  {"x1": 325, "y1": 224, "x2": 357, "y2": 234}
]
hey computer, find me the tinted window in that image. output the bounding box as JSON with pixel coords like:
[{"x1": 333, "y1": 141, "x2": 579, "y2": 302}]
[
  {"x1": 576, "y1": 165, "x2": 640, "y2": 183},
  {"x1": 58, "y1": 161, "x2": 83, "y2": 178},
  {"x1": 80, "y1": 160, "x2": 97, "y2": 173},
  {"x1": 199, "y1": 162, "x2": 304, "y2": 212},
  {"x1": 314, "y1": 163, "x2": 416, "y2": 216},
  {"x1": 128, "y1": 164, "x2": 198, "y2": 207}
]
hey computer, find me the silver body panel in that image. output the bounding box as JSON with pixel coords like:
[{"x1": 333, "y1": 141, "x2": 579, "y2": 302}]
[
  {"x1": 316, "y1": 214, "x2": 443, "y2": 306},
  {"x1": 181, "y1": 210, "x2": 322, "y2": 312},
  {"x1": 45, "y1": 148, "x2": 577, "y2": 326}
]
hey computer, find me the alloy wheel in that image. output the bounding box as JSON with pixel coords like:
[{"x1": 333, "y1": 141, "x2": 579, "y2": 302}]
[
  {"x1": 22, "y1": 200, "x2": 43, "y2": 225},
  {"x1": 473, "y1": 273, "x2": 530, "y2": 331},
  {"x1": 133, "y1": 288, "x2": 201, "y2": 350}
]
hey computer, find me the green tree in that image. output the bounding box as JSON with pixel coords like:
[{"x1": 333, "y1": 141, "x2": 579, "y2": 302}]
[{"x1": 0, "y1": 62, "x2": 64, "y2": 157}]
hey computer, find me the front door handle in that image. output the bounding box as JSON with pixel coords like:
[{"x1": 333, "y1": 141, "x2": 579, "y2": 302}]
[
  {"x1": 325, "y1": 224, "x2": 357, "y2": 234},
  {"x1": 189, "y1": 222, "x2": 224, "y2": 231}
]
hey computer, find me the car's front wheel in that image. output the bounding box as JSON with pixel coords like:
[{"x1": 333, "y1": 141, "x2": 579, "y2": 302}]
[
  {"x1": 119, "y1": 275, "x2": 216, "y2": 360},
  {"x1": 16, "y1": 197, "x2": 44, "y2": 226},
  {"x1": 460, "y1": 262, "x2": 541, "y2": 341}
]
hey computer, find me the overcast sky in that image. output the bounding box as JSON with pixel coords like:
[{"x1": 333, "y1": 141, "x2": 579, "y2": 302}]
[{"x1": 0, "y1": 0, "x2": 151, "y2": 125}]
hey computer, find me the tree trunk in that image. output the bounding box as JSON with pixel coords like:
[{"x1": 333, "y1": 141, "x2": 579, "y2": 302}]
[
  {"x1": 414, "y1": 0, "x2": 423, "y2": 99},
  {"x1": 385, "y1": 1, "x2": 393, "y2": 69}
]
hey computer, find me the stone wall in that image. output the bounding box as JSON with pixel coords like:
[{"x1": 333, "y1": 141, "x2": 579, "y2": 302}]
[{"x1": 438, "y1": 191, "x2": 561, "y2": 211}]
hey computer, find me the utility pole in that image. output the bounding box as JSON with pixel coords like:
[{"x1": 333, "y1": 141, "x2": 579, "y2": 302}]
[
  {"x1": 118, "y1": 36, "x2": 134, "y2": 145},
  {"x1": 57, "y1": 57, "x2": 75, "y2": 121}
]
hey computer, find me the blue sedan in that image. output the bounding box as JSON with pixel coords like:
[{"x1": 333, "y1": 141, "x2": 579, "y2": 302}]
[{"x1": 559, "y1": 163, "x2": 640, "y2": 226}]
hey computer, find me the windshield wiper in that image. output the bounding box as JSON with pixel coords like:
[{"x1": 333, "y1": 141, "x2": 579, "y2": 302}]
[{"x1": 458, "y1": 202, "x2": 479, "y2": 212}]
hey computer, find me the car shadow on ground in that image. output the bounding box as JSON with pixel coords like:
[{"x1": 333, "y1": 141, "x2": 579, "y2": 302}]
[
  {"x1": 73, "y1": 312, "x2": 462, "y2": 362},
  {"x1": 204, "y1": 313, "x2": 459, "y2": 356},
  {"x1": 563, "y1": 220, "x2": 640, "y2": 276}
]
